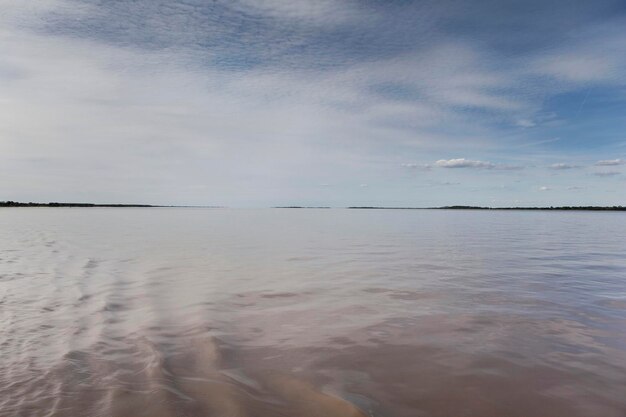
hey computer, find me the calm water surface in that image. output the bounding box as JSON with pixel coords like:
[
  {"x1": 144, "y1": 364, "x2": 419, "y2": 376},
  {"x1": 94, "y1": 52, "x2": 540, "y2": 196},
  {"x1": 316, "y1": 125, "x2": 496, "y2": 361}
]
[{"x1": 1, "y1": 208, "x2": 626, "y2": 417}]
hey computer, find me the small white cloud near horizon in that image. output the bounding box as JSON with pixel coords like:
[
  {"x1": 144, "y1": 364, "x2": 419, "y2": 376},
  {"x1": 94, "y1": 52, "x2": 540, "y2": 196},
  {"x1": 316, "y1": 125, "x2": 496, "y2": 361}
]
[
  {"x1": 549, "y1": 163, "x2": 580, "y2": 170},
  {"x1": 595, "y1": 159, "x2": 624, "y2": 166},
  {"x1": 434, "y1": 158, "x2": 524, "y2": 170},
  {"x1": 435, "y1": 158, "x2": 495, "y2": 169},
  {"x1": 539, "y1": 186, "x2": 551, "y2": 191}
]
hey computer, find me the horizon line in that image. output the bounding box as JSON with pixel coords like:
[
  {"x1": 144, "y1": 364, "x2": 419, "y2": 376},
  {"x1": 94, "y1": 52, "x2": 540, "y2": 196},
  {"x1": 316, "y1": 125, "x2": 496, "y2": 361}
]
[{"x1": 2, "y1": 201, "x2": 625, "y2": 211}]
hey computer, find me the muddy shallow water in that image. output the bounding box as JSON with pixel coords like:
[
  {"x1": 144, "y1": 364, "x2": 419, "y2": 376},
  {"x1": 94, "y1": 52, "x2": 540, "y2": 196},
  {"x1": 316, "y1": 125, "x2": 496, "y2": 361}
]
[{"x1": 1, "y1": 208, "x2": 626, "y2": 416}]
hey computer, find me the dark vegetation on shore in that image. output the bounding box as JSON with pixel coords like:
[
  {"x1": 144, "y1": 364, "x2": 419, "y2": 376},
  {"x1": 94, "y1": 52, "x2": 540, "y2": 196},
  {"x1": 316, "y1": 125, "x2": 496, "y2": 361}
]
[{"x1": 0, "y1": 201, "x2": 154, "y2": 208}]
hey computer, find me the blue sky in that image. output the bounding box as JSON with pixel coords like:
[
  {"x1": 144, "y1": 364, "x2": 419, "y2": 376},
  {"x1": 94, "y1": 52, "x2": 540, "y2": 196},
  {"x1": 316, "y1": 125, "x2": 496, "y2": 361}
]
[{"x1": 1, "y1": 0, "x2": 625, "y2": 206}]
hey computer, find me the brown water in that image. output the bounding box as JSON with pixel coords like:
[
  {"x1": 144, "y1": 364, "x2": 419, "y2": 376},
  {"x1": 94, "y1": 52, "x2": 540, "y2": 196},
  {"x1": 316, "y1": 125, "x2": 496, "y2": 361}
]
[{"x1": 1, "y1": 208, "x2": 626, "y2": 417}]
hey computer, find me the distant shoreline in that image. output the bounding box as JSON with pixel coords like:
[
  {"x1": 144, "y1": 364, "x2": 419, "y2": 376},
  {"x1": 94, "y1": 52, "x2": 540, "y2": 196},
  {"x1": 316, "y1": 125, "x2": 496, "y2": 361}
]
[
  {"x1": 349, "y1": 205, "x2": 626, "y2": 211},
  {"x1": 2, "y1": 202, "x2": 625, "y2": 211},
  {"x1": 277, "y1": 205, "x2": 626, "y2": 211},
  {"x1": 0, "y1": 201, "x2": 228, "y2": 208},
  {"x1": 0, "y1": 201, "x2": 157, "y2": 208}
]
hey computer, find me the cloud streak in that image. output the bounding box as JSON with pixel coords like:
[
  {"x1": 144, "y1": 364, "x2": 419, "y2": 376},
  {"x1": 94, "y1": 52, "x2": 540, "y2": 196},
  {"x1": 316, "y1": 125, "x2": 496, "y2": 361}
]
[
  {"x1": 435, "y1": 159, "x2": 496, "y2": 169},
  {"x1": 595, "y1": 159, "x2": 624, "y2": 166},
  {"x1": 434, "y1": 159, "x2": 524, "y2": 170},
  {"x1": 593, "y1": 171, "x2": 621, "y2": 177},
  {"x1": 549, "y1": 163, "x2": 580, "y2": 170}
]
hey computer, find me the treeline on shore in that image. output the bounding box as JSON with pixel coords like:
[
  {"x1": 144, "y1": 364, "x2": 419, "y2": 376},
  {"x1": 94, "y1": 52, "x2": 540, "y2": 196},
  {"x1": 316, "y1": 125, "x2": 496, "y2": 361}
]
[{"x1": 0, "y1": 201, "x2": 153, "y2": 208}]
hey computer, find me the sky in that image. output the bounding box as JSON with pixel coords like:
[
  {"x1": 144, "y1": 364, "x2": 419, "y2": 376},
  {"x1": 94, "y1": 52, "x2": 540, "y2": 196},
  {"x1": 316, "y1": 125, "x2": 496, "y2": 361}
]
[{"x1": 1, "y1": 0, "x2": 626, "y2": 207}]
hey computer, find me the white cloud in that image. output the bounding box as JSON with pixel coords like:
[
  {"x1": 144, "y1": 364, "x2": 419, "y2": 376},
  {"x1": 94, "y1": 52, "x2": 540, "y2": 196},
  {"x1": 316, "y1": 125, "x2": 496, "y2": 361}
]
[
  {"x1": 434, "y1": 159, "x2": 524, "y2": 170},
  {"x1": 539, "y1": 186, "x2": 551, "y2": 191},
  {"x1": 595, "y1": 159, "x2": 624, "y2": 166},
  {"x1": 435, "y1": 158, "x2": 495, "y2": 169},
  {"x1": 549, "y1": 163, "x2": 580, "y2": 170}
]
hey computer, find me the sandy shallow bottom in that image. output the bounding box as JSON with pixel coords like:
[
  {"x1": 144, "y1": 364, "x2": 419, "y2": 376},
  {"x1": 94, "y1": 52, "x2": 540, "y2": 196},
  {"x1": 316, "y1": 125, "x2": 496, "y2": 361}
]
[{"x1": 1, "y1": 208, "x2": 626, "y2": 416}]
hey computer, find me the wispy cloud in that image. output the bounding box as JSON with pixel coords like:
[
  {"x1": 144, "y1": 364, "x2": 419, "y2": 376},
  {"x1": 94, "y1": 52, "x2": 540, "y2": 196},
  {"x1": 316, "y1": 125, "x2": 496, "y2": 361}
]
[
  {"x1": 401, "y1": 163, "x2": 432, "y2": 170},
  {"x1": 434, "y1": 159, "x2": 524, "y2": 170},
  {"x1": 595, "y1": 159, "x2": 624, "y2": 166},
  {"x1": 435, "y1": 159, "x2": 496, "y2": 169},
  {"x1": 593, "y1": 171, "x2": 621, "y2": 177},
  {"x1": 516, "y1": 119, "x2": 536, "y2": 128},
  {"x1": 549, "y1": 163, "x2": 580, "y2": 170}
]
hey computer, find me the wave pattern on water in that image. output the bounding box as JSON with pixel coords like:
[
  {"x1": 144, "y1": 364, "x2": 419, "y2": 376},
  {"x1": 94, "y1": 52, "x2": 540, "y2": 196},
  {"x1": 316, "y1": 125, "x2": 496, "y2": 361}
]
[{"x1": 1, "y1": 208, "x2": 626, "y2": 417}]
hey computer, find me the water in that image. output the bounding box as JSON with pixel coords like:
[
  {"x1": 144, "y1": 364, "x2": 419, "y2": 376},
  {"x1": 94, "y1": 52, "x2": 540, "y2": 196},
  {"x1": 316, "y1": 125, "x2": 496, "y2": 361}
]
[{"x1": 1, "y1": 208, "x2": 625, "y2": 417}]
